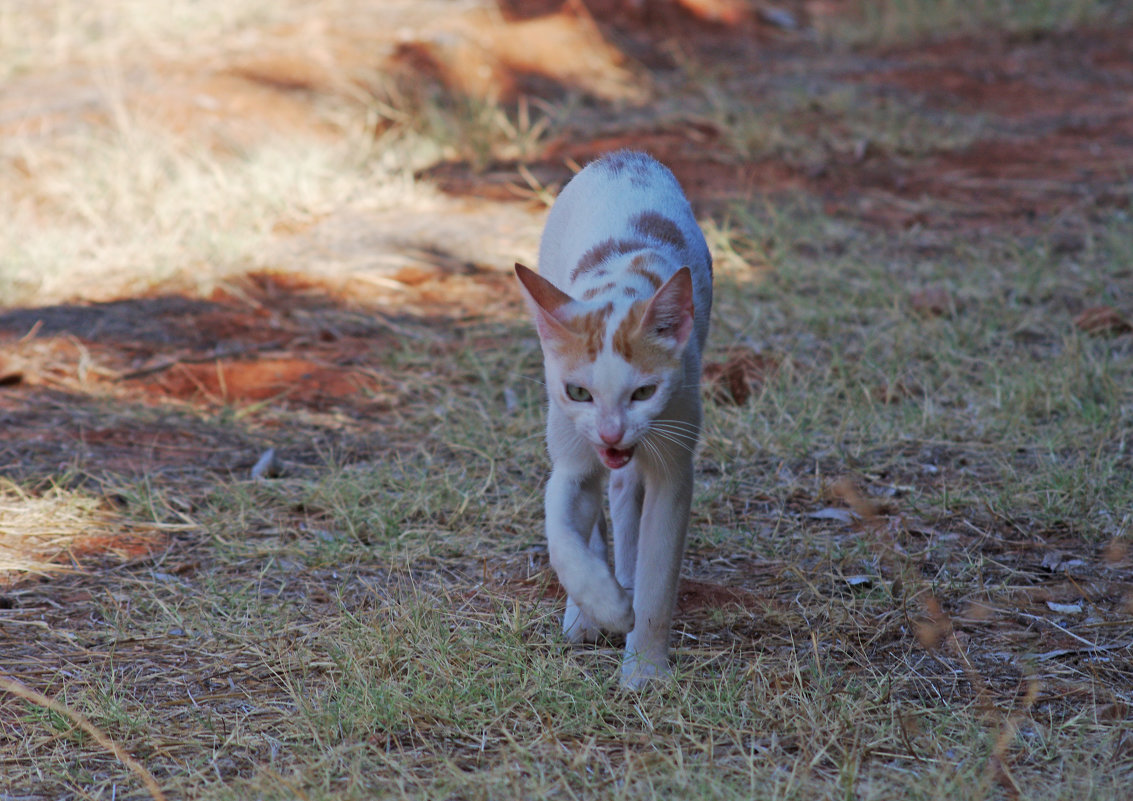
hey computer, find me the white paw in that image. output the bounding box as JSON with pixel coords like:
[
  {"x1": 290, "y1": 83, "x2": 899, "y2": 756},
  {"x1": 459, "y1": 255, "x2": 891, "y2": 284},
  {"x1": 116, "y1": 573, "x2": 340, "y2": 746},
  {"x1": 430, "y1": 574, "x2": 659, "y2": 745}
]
[
  {"x1": 589, "y1": 586, "x2": 635, "y2": 634},
  {"x1": 563, "y1": 600, "x2": 602, "y2": 643},
  {"x1": 619, "y1": 653, "x2": 671, "y2": 690}
]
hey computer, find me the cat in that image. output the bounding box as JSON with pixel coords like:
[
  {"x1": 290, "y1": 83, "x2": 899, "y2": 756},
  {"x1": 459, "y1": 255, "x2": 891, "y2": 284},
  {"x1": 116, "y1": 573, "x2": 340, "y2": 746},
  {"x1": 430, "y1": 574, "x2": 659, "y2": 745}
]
[{"x1": 514, "y1": 150, "x2": 712, "y2": 689}]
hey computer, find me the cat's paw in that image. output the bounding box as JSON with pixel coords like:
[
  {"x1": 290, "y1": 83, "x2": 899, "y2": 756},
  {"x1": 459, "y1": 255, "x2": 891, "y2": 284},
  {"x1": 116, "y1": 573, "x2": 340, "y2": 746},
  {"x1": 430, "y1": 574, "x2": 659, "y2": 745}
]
[
  {"x1": 619, "y1": 654, "x2": 672, "y2": 691},
  {"x1": 589, "y1": 587, "x2": 635, "y2": 634},
  {"x1": 563, "y1": 599, "x2": 602, "y2": 644}
]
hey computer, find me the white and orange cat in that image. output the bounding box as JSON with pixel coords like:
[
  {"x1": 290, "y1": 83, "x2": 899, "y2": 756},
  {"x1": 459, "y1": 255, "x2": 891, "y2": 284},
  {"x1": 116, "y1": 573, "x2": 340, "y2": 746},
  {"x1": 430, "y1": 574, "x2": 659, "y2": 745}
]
[{"x1": 515, "y1": 151, "x2": 712, "y2": 688}]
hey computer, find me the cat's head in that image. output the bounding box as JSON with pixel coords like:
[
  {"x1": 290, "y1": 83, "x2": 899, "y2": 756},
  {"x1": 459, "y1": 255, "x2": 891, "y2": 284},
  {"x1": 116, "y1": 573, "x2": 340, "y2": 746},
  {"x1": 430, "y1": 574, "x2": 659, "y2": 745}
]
[{"x1": 515, "y1": 262, "x2": 694, "y2": 469}]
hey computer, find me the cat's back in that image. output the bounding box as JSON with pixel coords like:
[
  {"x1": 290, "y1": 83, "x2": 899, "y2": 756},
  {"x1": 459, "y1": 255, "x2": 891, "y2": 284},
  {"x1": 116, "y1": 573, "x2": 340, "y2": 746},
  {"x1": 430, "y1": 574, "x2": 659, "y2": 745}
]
[{"x1": 538, "y1": 151, "x2": 711, "y2": 292}]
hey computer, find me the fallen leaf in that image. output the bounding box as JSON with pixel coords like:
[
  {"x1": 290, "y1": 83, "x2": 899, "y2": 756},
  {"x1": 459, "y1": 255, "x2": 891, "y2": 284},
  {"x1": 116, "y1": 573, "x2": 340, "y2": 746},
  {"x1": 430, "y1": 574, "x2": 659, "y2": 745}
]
[
  {"x1": 808, "y1": 507, "x2": 859, "y2": 525},
  {"x1": 392, "y1": 264, "x2": 442, "y2": 286},
  {"x1": 960, "y1": 602, "x2": 992, "y2": 621},
  {"x1": 1040, "y1": 551, "x2": 1088, "y2": 572},
  {"x1": 759, "y1": 5, "x2": 799, "y2": 30},
  {"x1": 1045, "y1": 601, "x2": 1083, "y2": 615},
  {"x1": 1074, "y1": 305, "x2": 1132, "y2": 335},
  {"x1": 909, "y1": 286, "x2": 954, "y2": 317},
  {"x1": 703, "y1": 348, "x2": 779, "y2": 406},
  {"x1": 915, "y1": 596, "x2": 951, "y2": 650},
  {"x1": 0, "y1": 355, "x2": 23, "y2": 387},
  {"x1": 677, "y1": 0, "x2": 750, "y2": 24},
  {"x1": 1103, "y1": 538, "x2": 1129, "y2": 565},
  {"x1": 1096, "y1": 702, "x2": 1129, "y2": 722},
  {"x1": 873, "y1": 381, "x2": 917, "y2": 403},
  {"x1": 829, "y1": 476, "x2": 884, "y2": 520}
]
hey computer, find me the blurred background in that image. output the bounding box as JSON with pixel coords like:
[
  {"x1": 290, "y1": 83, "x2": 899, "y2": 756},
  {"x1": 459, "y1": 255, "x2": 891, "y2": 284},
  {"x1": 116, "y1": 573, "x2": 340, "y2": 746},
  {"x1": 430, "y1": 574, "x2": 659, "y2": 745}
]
[{"x1": 3, "y1": 0, "x2": 1130, "y2": 307}]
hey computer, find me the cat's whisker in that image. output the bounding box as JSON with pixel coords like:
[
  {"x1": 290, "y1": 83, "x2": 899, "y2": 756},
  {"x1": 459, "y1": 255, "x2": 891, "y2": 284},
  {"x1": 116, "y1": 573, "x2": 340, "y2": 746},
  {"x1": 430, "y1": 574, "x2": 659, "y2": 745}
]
[
  {"x1": 650, "y1": 420, "x2": 700, "y2": 436},
  {"x1": 651, "y1": 440, "x2": 696, "y2": 457},
  {"x1": 507, "y1": 372, "x2": 546, "y2": 388},
  {"x1": 641, "y1": 434, "x2": 674, "y2": 482},
  {"x1": 648, "y1": 421, "x2": 700, "y2": 438},
  {"x1": 647, "y1": 435, "x2": 698, "y2": 454},
  {"x1": 648, "y1": 424, "x2": 701, "y2": 445},
  {"x1": 651, "y1": 428, "x2": 697, "y2": 444},
  {"x1": 650, "y1": 420, "x2": 698, "y2": 431},
  {"x1": 652, "y1": 417, "x2": 700, "y2": 430},
  {"x1": 644, "y1": 428, "x2": 697, "y2": 456}
]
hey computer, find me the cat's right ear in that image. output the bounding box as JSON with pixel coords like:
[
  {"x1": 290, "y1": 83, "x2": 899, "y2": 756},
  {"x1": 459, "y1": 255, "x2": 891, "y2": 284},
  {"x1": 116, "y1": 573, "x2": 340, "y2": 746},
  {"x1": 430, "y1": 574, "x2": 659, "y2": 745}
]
[{"x1": 515, "y1": 263, "x2": 574, "y2": 341}]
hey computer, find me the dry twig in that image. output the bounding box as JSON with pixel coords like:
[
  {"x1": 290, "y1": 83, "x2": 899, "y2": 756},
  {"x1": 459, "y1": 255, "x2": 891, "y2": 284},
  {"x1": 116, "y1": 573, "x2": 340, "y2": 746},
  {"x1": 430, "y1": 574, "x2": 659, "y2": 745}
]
[{"x1": 0, "y1": 673, "x2": 168, "y2": 801}]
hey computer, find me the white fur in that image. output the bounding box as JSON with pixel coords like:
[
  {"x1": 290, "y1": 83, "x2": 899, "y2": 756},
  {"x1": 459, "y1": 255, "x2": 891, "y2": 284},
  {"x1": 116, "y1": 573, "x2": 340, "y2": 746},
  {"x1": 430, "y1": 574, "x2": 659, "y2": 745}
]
[
  {"x1": 518, "y1": 151, "x2": 713, "y2": 689},
  {"x1": 537, "y1": 154, "x2": 712, "y2": 349}
]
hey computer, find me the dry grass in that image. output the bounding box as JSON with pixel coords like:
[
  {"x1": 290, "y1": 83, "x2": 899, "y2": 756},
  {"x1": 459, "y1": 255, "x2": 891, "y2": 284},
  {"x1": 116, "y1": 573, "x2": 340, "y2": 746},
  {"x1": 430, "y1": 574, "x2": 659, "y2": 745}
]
[
  {"x1": 2, "y1": 1, "x2": 1132, "y2": 800},
  {"x1": 0, "y1": 481, "x2": 174, "y2": 581},
  {"x1": 0, "y1": 0, "x2": 523, "y2": 306}
]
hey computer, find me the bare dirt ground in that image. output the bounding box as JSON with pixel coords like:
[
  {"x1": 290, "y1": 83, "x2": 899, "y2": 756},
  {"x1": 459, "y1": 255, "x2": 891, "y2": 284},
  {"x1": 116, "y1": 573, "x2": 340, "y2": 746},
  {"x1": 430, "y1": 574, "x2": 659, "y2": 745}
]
[{"x1": 1, "y1": 1, "x2": 1131, "y2": 798}]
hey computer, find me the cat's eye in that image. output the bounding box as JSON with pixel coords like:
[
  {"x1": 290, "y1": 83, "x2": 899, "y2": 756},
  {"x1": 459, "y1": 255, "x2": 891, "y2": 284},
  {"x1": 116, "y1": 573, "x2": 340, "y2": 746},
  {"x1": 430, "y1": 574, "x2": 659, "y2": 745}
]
[
  {"x1": 631, "y1": 384, "x2": 657, "y2": 401},
  {"x1": 565, "y1": 384, "x2": 592, "y2": 402}
]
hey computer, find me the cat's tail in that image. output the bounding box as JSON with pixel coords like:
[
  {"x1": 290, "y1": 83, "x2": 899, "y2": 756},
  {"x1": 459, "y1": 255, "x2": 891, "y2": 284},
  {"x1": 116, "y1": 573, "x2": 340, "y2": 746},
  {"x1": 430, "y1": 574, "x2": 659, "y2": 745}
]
[{"x1": 548, "y1": 529, "x2": 635, "y2": 634}]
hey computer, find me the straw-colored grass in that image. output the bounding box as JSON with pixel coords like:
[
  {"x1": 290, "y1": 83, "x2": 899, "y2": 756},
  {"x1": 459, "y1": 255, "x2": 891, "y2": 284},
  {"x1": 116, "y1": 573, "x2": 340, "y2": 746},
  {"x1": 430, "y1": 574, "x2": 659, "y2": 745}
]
[{"x1": 0, "y1": 481, "x2": 172, "y2": 581}]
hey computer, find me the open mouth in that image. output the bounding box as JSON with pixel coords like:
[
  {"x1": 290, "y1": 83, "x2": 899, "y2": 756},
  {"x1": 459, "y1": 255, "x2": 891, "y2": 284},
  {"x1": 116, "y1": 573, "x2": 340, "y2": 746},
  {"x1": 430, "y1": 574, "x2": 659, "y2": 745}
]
[{"x1": 599, "y1": 446, "x2": 635, "y2": 470}]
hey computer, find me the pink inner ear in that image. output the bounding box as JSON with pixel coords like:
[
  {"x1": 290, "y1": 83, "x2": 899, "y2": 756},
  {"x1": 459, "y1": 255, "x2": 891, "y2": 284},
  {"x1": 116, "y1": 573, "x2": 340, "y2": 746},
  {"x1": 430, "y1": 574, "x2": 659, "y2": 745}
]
[
  {"x1": 515, "y1": 263, "x2": 573, "y2": 314},
  {"x1": 514, "y1": 263, "x2": 575, "y2": 341},
  {"x1": 644, "y1": 267, "x2": 694, "y2": 346}
]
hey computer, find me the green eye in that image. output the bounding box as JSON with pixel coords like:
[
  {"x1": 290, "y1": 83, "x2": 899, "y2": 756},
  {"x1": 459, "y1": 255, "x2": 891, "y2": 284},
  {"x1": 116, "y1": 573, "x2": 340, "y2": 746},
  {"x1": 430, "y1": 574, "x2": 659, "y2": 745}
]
[
  {"x1": 631, "y1": 384, "x2": 657, "y2": 401},
  {"x1": 565, "y1": 384, "x2": 592, "y2": 402}
]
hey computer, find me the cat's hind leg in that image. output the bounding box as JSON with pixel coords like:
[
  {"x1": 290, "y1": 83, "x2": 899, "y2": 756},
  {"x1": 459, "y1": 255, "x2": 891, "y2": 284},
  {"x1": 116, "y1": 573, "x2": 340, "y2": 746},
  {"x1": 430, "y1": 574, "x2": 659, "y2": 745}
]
[{"x1": 609, "y1": 461, "x2": 643, "y2": 593}]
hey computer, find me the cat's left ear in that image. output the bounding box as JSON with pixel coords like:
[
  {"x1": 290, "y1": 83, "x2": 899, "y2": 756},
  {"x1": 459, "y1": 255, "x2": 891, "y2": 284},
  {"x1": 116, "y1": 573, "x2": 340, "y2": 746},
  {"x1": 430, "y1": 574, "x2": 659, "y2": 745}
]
[{"x1": 643, "y1": 266, "x2": 695, "y2": 349}]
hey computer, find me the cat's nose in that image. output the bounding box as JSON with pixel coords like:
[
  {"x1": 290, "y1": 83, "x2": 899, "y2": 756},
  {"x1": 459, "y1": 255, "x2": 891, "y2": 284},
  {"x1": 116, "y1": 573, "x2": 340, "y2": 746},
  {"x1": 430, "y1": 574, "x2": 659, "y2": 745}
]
[{"x1": 599, "y1": 427, "x2": 624, "y2": 445}]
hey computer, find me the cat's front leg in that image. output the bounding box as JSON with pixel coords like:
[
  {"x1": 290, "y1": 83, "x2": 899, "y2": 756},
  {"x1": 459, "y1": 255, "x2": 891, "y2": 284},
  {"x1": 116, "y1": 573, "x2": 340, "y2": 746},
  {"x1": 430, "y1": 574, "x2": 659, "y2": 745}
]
[
  {"x1": 545, "y1": 466, "x2": 635, "y2": 635},
  {"x1": 562, "y1": 515, "x2": 609, "y2": 643},
  {"x1": 620, "y1": 457, "x2": 693, "y2": 690}
]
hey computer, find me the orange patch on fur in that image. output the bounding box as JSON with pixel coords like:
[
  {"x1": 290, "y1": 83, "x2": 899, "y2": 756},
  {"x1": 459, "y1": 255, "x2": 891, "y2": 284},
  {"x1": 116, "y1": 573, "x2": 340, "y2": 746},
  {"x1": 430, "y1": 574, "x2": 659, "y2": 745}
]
[
  {"x1": 552, "y1": 302, "x2": 614, "y2": 368},
  {"x1": 632, "y1": 211, "x2": 686, "y2": 250},
  {"x1": 611, "y1": 302, "x2": 679, "y2": 372},
  {"x1": 611, "y1": 302, "x2": 645, "y2": 362}
]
